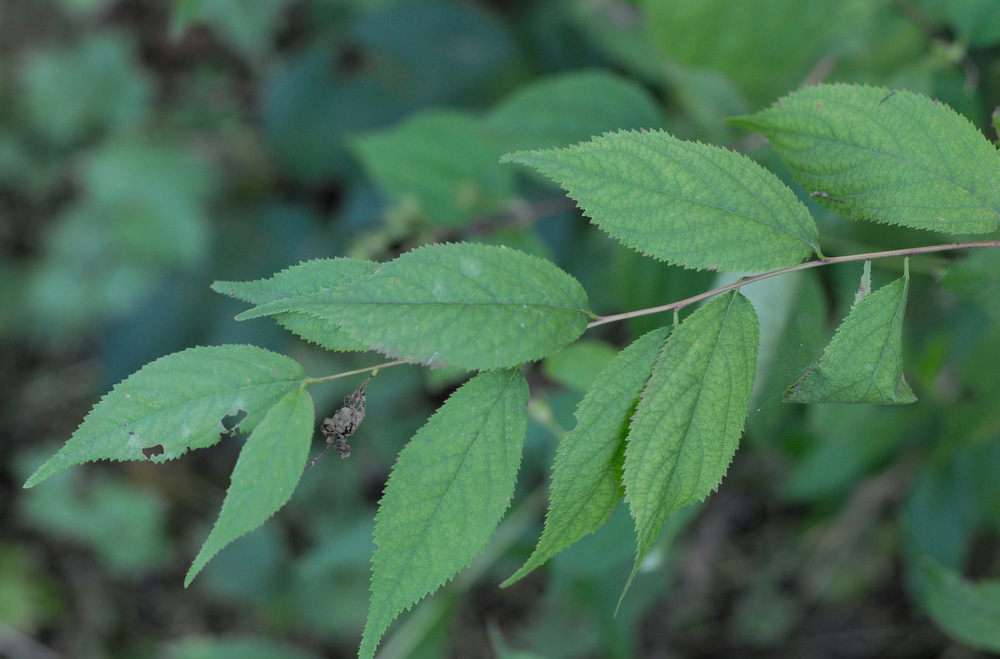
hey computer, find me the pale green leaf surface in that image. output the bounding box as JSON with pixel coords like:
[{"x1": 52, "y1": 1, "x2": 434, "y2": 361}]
[
  {"x1": 919, "y1": 557, "x2": 1000, "y2": 651},
  {"x1": 624, "y1": 292, "x2": 758, "y2": 565},
  {"x1": 360, "y1": 369, "x2": 529, "y2": 659},
  {"x1": 541, "y1": 339, "x2": 619, "y2": 392},
  {"x1": 484, "y1": 70, "x2": 663, "y2": 150},
  {"x1": 642, "y1": 0, "x2": 844, "y2": 104},
  {"x1": 235, "y1": 243, "x2": 592, "y2": 371},
  {"x1": 504, "y1": 130, "x2": 820, "y2": 272},
  {"x1": 212, "y1": 258, "x2": 375, "y2": 352},
  {"x1": 729, "y1": 84, "x2": 1000, "y2": 234},
  {"x1": 24, "y1": 345, "x2": 307, "y2": 488},
  {"x1": 352, "y1": 110, "x2": 515, "y2": 226},
  {"x1": 503, "y1": 327, "x2": 670, "y2": 586},
  {"x1": 785, "y1": 263, "x2": 915, "y2": 404},
  {"x1": 185, "y1": 387, "x2": 314, "y2": 586}
]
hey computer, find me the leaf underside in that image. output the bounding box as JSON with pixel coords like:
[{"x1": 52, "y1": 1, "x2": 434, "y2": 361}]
[
  {"x1": 785, "y1": 262, "x2": 915, "y2": 404},
  {"x1": 234, "y1": 242, "x2": 592, "y2": 371},
  {"x1": 360, "y1": 368, "x2": 529, "y2": 659},
  {"x1": 503, "y1": 326, "x2": 671, "y2": 586},
  {"x1": 24, "y1": 345, "x2": 307, "y2": 488},
  {"x1": 185, "y1": 387, "x2": 315, "y2": 586},
  {"x1": 212, "y1": 258, "x2": 376, "y2": 352},
  {"x1": 730, "y1": 84, "x2": 1000, "y2": 234},
  {"x1": 504, "y1": 129, "x2": 820, "y2": 272},
  {"x1": 624, "y1": 292, "x2": 759, "y2": 576}
]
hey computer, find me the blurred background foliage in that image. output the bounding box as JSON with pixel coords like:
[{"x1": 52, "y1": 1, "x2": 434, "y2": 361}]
[{"x1": 3, "y1": 0, "x2": 1000, "y2": 657}]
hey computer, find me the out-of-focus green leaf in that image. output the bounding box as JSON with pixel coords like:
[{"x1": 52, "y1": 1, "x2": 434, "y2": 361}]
[
  {"x1": 170, "y1": 0, "x2": 291, "y2": 59},
  {"x1": 166, "y1": 635, "x2": 319, "y2": 659},
  {"x1": 18, "y1": 469, "x2": 170, "y2": 575},
  {"x1": 541, "y1": 339, "x2": 619, "y2": 392},
  {"x1": 484, "y1": 70, "x2": 663, "y2": 150},
  {"x1": 784, "y1": 404, "x2": 908, "y2": 501},
  {"x1": 641, "y1": 0, "x2": 841, "y2": 104},
  {"x1": 81, "y1": 140, "x2": 216, "y2": 265},
  {"x1": 262, "y1": 1, "x2": 517, "y2": 182},
  {"x1": 505, "y1": 130, "x2": 820, "y2": 271},
  {"x1": 24, "y1": 345, "x2": 307, "y2": 487},
  {"x1": 352, "y1": 111, "x2": 515, "y2": 226},
  {"x1": 213, "y1": 258, "x2": 375, "y2": 352},
  {"x1": 186, "y1": 387, "x2": 314, "y2": 585},
  {"x1": 20, "y1": 33, "x2": 151, "y2": 144},
  {"x1": 625, "y1": 293, "x2": 758, "y2": 575},
  {"x1": 918, "y1": 557, "x2": 1000, "y2": 651},
  {"x1": 236, "y1": 243, "x2": 592, "y2": 371},
  {"x1": 786, "y1": 262, "x2": 915, "y2": 404},
  {"x1": 730, "y1": 84, "x2": 1000, "y2": 235},
  {"x1": 914, "y1": 0, "x2": 1000, "y2": 46},
  {"x1": 361, "y1": 369, "x2": 528, "y2": 659},
  {"x1": 505, "y1": 327, "x2": 669, "y2": 586},
  {"x1": 944, "y1": 249, "x2": 1000, "y2": 320}
]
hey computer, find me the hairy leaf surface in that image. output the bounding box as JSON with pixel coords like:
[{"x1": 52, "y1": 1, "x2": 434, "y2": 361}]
[
  {"x1": 730, "y1": 84, "x2": 1000, "y2": 234},
  {"x1": 185, "y1": 387, "x2": 314, "y2": 586},
  {"x1": 624, "y1": 292, "x2": 758, "y2": 566},
  {"x1": 25, "y1": 345, "x2": 307, "y2": 488},
  {"x1": 504, "y1": 130, "x2": 820, "y2": 272},
  {"x1": 212, "y1": 258, "x2": 375, "y2": 352},
  {"x1": 919, "y1": 557, "x2": 1000, "y2": 651},
  {"x1": 785, "y1": 262, "x2": 915, "y2": 404},
  {"x1": 360, "y1": 369, "x2": 528, "y2": 659},
  {"x1": 235, "y1": 243, "x2": 592, "y2": 371},
  {"x1": 503, "y1": 327, "x2": 671, "y2": 586}
]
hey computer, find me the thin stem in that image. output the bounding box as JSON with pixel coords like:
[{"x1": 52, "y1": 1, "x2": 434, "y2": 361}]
[
  {"x1": 587, "y1": 240, "x2": 1000, "y2": 329},
  {"x1": 303, "y1": 359, "x2": 411, "y2": 386}
]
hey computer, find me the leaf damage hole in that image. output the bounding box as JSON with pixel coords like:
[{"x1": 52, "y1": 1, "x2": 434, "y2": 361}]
[
  {"x1": 305, "y1": 374, "x2": 372, "y2": 470},
  {"x1": 142, "y1": 444, "x2": 165, "y2": 460},
  {"x1": 220, "y1": 409, "x2": 248, "y2": 437}
]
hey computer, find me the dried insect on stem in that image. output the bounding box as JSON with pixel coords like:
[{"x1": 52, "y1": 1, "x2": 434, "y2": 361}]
[{"x1": 305, "y1": 374, "x2": 372, "y2": 470}]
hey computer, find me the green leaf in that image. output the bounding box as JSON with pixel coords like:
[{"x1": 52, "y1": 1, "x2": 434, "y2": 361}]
[
  {"x1": 484, "y1": 70, "x2": 663, "y2": 150},
  {"x1": 503, "y1": 327, "x2": 670, "y2": 586},
  {"x1": 185, "y1": 387, "x2": 314, "y2": 586},
  {"x1": 541, "y1": 339, "x2": 619, "y2": 392},
  {"x1": 235, "y1": 243, "x2": 592, "y2": 371},
  {"x1": 212, "y1": 258, "x2": 375, "y2": 352},
  {"x1": 624, "y1": 292, "x2": 758, "y2": 567},
  {"x1": 360, "y1": 369, "x2": 528, "y2": 659},
  {"x1": 504, "y1": 130, "x2": 820, "y2": 272},
  {"x1": 918, "y1": 556, "x2": 1000, "y2": 651},
  {"x1": 641, "y1": 0, "x2": 845, "y2": 105},
  {"x1": 352, "y1": 110, "x2": 515, "y2": 226},
  {"x1": 785, "y1": 262, "x2": 916, "y2": 404},
  {"x1": 24, "y1": 345, "x2": 307, "y2": 488},
  {"x1": 729, "y1": 84, "x2": 1000, "y2": 234}
]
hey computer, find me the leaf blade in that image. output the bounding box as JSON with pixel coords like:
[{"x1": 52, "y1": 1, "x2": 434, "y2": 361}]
[
  {"x1": 624, "y1": 292, "x2": 759, "y2": 564},
  {"x1": 235, "y1": 243, "x2": 592, "y2": 371},
  {"x1": 730, "y1": 84, "x2": 1000, "y2": 234},
  {"x1": 504, "y1": 130, "x2": 820, "y2": 272},
  {"x1": 360, "y1": 369, "x2": 529, "y2": 659},
  {"x1": 503, "y1": 326, "x2": 670, "y2": 586},
  {"x1": 185, "y1": 387, "x2": 315, "y2": 586},
  {"x1": 24, "y1": 345, "x2": 307, "y2": 488},
  {"x1": 212, "y1": 258, "x2": 376, "y2": 352},
  {"x1": 785, "y1": 262, "x2": 915, "y2": 404}
]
